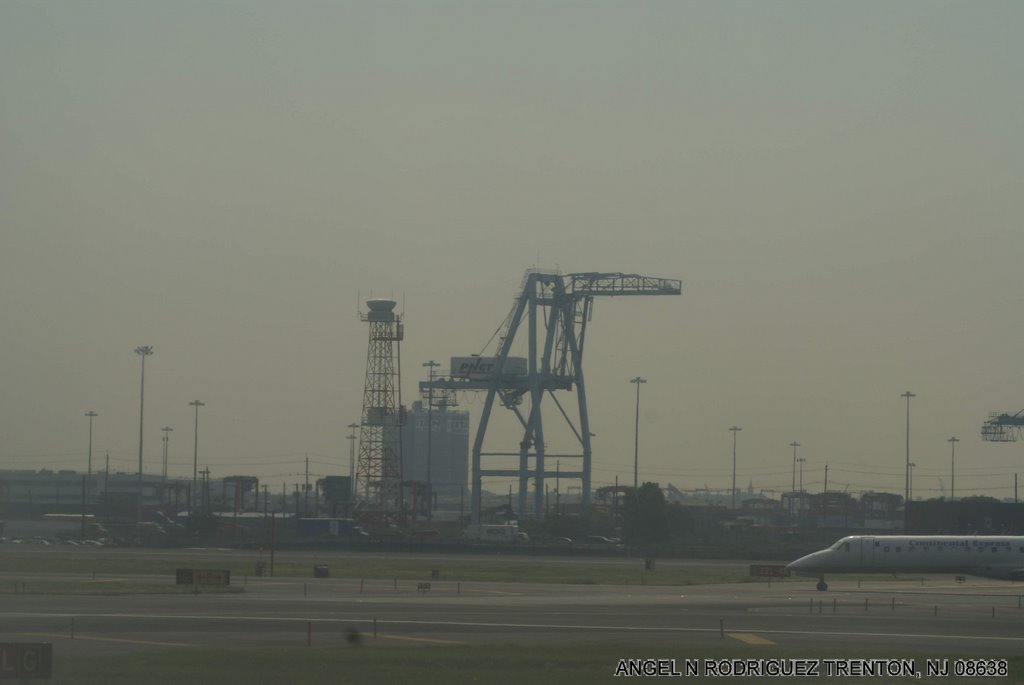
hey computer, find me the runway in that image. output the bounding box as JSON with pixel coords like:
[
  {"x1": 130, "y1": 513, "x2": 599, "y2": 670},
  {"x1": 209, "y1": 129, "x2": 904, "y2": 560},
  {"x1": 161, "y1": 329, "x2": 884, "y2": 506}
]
[{"x1": 2, "y1": 547, "x2": 1023, "y2": 661}]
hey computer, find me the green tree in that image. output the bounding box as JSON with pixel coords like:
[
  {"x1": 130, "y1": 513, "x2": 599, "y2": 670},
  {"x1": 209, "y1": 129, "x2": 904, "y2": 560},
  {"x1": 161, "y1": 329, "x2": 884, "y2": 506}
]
[{"x1": 622, "y1": 482, "x2": 669, "y2": 548}]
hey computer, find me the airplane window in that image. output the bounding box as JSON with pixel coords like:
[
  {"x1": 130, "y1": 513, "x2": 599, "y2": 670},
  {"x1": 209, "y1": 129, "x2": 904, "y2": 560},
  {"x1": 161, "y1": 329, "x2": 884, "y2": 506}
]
[
  {"x1": 895, "y1": 546, "x2": 901, "y2": 552},
  {"x1": 992, "y1": 547, "x2": 998, "y2": 553}
]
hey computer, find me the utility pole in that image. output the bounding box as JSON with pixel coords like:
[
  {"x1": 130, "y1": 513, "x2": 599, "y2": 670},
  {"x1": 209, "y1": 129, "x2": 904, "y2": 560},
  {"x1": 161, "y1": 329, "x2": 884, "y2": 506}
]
[
  {"x1": 729, "y1": 426, "x2": 742, "y2": 509},
  {"x1": 948, "y1": 436, "x2": 959, "y2": 500},
  {"x1": 304, "y1": 456, "x2": 310, "y2": 517},
  {"x1": 908, "y1": 462, "x2": 916, "y2": 502},
  {"x1": 200, "y1": 467, "x2": 211, "y2": 514},
  {"x1": 797, "y1": 457, "x2": 806, "y2": 492},
  {"x1": 630, "y1": 377, "x2": 647, "y2": 490},
  {"x1": 788, "y1": 440, "x2": 800, "y2": 517},
  {"x1": 901, "y1": 391, "x2": 915, "y2": 505},
  {"x1": 614, "y1": 475, "x2": 619, "y2": 520}
]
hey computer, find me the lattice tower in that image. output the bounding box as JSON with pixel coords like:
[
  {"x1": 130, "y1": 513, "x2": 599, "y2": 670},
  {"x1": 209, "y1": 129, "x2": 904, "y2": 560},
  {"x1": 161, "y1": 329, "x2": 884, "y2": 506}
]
[{"x1": 355, "y1": 299, "x2": 404, "y2": 516}]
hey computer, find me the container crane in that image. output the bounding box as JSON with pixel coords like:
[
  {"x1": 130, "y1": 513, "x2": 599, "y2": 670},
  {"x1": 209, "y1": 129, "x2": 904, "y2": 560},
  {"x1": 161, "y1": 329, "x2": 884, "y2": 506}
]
[{"x1": 422, "y1": 270, "x2": 681, "y2": 523}]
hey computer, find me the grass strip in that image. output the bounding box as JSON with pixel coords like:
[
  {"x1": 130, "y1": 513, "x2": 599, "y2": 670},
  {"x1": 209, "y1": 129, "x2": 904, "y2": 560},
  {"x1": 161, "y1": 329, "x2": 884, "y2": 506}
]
[{"x1": 46, "y1": 645, "x2": 1024, "y2": 685}]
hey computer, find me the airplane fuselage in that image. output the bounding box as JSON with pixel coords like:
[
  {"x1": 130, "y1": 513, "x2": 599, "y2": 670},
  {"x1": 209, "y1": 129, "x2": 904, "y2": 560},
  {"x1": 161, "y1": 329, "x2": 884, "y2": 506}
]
[{"x1": 787, "y1": 535, "x2": 1024, "y2": 588}]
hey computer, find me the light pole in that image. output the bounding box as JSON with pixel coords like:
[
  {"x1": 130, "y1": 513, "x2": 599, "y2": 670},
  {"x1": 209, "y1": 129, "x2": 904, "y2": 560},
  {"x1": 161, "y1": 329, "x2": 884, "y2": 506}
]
[
  {"x1": 347, "y1": 423, "x2": 359, "y2": 509},
  {"x1": 729, "y1": 426, "x2": 742, "y2": 509},
  {"x1": 85, "y1": 411, "x2": 98, "y2": 509},
  {"x1": 908, "y1": 462, "x2": 916, "y2": 502},
  {"x1": 189, "y1": 400, "x2": 205, "y2": 519},
  {"x1": 788, "y1": 441, "x2": 799, "y2": 516},
  {"x1": 134, "y1": 345, "x2": 153, "y2": 522},
  {"x1": 797, "y1": 457, "x2": 806, "y2": 492},
  {"x1": 161, "y1": 426, "x2": 173, "y2": 480},
  {"x1": 630, "y1": 377, "x2": 646, "y2": 490},
  {"x1": 948, "y1": 436, "x2": 959, "y2": 500},
  {"x1": 789, "y1": 441, "x2": 799, "y2": 492},
  {"x1": 901, "y1": 391, "x2": 915, "y2": 505},
  {"x1": 423, "y1": 360, "x2": 440, "y2": 520}
]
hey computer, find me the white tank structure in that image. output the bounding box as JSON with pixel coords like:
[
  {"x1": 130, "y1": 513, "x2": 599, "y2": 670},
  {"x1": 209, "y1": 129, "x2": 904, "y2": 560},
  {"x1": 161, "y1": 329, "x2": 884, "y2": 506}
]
[{"x1": 355, "y1": 299, "x2": 404, "y2": 516}]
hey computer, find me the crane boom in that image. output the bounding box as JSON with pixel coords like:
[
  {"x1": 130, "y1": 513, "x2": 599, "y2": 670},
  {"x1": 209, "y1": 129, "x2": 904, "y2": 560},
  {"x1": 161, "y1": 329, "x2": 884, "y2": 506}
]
[
  {"x1": 981, "y1": 410, "x2": 1024, "y2": 442},
  {"x1": 567, "y1": 272, "x2": 683, "y2": 297}
]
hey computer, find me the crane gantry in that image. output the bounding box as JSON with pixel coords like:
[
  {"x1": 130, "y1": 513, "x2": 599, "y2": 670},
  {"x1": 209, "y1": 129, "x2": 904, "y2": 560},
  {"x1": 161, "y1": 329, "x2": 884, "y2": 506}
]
[{"x1": 421, "y1": 270, "x2": 681, "y2": 523}]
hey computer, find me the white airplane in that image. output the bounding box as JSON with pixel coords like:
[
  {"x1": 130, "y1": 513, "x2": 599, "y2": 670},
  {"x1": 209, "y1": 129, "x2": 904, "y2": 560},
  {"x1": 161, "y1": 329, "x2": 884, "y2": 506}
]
[{"x1": 787, "y1": 535, "x2": 1024, "y2": 591}]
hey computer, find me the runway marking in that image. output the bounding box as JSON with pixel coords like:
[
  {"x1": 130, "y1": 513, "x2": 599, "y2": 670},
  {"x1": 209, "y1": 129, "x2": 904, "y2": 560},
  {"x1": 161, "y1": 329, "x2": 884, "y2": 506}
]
[
  {"x1": 17, "y1": 632, "x2": 196, "y2": 647},
  {"x1": 377, "y1": 634, "x2": 466, "y2": 645},
  {"x1": 729, "y1": 632, "x2": 774, "y2": 645}
]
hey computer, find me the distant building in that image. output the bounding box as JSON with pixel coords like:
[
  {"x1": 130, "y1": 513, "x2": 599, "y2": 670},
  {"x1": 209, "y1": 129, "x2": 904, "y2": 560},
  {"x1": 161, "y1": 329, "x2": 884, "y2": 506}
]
[
  {"x1": 0, "y1": 469, "x2": 256, "y2": 521},
  {"x1": 400, "y1": 400, "x2": 470, "y2": 500},
  {"x1": 0, "y1": 469, "x2": 174, "y2": 519},
  {"x1": 907, "y1": 499, "x2": 1024, "y2": 535},
  {"x1": 861, "y1": 491, "x2": 903, "y2": 529}
]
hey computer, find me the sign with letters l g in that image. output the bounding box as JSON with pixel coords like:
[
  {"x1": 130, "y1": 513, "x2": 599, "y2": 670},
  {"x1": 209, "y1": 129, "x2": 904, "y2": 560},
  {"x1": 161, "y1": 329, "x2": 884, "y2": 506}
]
[{"x1": 0, "y1": 643, "x2": 53, "y2": 679}]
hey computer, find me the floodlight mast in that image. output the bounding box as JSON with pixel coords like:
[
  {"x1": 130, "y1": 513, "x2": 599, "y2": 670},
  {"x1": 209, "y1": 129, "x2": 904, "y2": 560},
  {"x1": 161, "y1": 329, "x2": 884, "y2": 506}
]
[
  {"x1": 161, "y1": 426, "x2": 173, "y2": 480},
  {"x1": 422, "y1": 360, "x2": 441, "y2": 520},
  {"x1": 85, "y1": 411, "x2": 98, "y2": 509},
  {"x1": 135, "y1": 346, "x2": 153, "y2": 523},
  {"x1": 901, "y1": 391, "x2": 915, "y2": 505},
  {"x1": 189, "y1": 400, "x2": 205, "y2": 519},
  {"x1": 421, "y1": 271, "x2": 681, "y2": 524},
  {"x1": 630, "y1": 377, "x2": 646, "y2": 490}
]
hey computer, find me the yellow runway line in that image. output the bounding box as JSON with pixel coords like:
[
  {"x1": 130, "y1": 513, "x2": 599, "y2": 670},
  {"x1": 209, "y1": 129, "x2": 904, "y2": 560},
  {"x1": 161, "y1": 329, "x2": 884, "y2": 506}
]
[
  {"x1": 729, "y1": 632, "x2": 775, "y2": 645},
  {"x1": 18, "y1": 632, "x2": 196, "y2": 648},
  {"x1": 377, "y1": 634, "x2": 466, "y2": 645}
]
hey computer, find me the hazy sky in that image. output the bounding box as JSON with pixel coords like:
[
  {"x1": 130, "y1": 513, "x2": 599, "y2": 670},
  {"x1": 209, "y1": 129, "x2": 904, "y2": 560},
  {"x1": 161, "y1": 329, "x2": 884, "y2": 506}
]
[{"x1": 2, "y1": 1, "x2": 1022, "y2": 502}]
